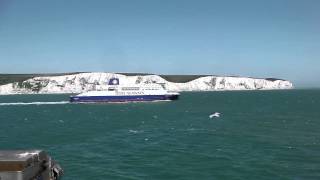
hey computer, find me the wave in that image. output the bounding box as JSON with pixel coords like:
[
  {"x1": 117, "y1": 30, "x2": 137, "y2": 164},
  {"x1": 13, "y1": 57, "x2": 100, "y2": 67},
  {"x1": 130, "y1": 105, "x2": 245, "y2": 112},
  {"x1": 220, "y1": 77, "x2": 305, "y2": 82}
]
[{"x1": 0, "y1": 101, "x2": 69, "y2": 106}]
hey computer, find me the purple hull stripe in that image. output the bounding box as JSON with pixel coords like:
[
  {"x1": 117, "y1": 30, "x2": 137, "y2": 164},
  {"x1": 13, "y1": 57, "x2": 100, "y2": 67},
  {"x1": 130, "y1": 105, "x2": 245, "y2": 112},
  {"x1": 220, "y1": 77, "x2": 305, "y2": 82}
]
[{"x1": 70, "y1": 95, "x2": 179, "y2": 102}]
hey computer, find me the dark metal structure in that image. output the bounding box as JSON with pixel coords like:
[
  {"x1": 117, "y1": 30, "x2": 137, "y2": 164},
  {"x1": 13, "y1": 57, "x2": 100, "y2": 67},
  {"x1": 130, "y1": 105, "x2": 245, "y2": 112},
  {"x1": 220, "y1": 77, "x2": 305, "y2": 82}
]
[{"x1": 0, "y1": 150, "x2": 63, "y2": 180}]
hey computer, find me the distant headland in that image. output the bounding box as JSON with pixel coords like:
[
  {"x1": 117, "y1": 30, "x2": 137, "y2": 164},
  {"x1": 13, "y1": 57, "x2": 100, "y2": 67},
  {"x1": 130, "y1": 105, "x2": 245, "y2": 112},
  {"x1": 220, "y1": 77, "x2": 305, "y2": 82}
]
[{"x1": 0, "y1": 72, "x2": 293, "y2": 95}]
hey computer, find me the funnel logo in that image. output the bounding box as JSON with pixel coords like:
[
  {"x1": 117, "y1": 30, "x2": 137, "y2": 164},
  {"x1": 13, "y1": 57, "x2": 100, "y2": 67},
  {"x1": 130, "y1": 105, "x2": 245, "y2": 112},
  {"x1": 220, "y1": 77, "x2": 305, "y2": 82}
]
[{"x1": 108, "y1": 78, "x2": 119, "y2": 85}]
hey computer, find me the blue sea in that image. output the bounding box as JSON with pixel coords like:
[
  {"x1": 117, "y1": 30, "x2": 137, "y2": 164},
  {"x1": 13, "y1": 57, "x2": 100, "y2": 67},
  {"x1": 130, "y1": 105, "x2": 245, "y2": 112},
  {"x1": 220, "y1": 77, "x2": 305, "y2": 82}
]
[{"x1": 0, "y1": 90, "x2": 320, "y2": 179}]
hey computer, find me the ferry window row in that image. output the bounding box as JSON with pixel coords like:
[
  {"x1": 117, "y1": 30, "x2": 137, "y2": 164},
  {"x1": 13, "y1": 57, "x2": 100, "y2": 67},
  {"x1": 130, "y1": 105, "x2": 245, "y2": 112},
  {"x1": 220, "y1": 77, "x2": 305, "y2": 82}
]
[{"x1": 121, "y1": 87, "x2": 140, "y2": 91}]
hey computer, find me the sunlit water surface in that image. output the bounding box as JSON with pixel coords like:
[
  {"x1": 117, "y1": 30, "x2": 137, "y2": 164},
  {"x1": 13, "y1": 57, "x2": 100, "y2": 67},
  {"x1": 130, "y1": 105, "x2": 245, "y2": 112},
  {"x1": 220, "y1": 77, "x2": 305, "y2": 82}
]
[{"x1": 0, "y1": 90, "x2": 319, "y2": 179}]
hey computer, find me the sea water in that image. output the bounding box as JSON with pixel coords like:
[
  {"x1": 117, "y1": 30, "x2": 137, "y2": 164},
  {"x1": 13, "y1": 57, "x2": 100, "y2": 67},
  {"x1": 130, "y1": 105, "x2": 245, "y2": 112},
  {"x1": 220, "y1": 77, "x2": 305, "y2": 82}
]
[{"x1": 0, "y1": 90, "x2": 319, "y2": 179}]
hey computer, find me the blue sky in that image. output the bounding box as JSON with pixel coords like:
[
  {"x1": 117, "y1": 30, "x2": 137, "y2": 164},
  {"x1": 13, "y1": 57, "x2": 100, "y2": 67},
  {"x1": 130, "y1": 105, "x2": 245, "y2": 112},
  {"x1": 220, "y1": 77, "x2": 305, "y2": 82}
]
[{"x1": 0, "y1": 0, "x2": 319, "y2": 87}]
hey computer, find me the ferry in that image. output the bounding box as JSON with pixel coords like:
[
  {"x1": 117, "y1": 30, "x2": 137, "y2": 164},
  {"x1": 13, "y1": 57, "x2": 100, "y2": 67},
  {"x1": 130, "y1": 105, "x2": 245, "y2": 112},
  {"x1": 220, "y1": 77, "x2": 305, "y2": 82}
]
[{"x1": 70, "y1": 78, "x2": 179, "y2": 103}]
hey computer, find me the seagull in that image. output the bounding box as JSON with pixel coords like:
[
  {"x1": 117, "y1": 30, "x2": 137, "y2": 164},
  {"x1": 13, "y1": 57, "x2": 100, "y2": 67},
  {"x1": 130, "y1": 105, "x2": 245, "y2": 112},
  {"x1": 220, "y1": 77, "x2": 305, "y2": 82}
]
[{"x1": 209, "y1": 112, "x2": 221, "y2": 118}]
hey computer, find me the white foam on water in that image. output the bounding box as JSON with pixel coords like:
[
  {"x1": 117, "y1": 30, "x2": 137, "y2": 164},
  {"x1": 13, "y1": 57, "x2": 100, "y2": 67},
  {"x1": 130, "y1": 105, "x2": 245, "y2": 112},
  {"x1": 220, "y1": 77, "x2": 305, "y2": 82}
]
[
  {"x1": 129, "y1": 130, "x2": 139, "y2": 134},
  {"x1": 0, "y1": 101, "x2": 69, "y2": 106},
  {"x1": 129, "y1": 129, "x2": 144, "y2": 134}
]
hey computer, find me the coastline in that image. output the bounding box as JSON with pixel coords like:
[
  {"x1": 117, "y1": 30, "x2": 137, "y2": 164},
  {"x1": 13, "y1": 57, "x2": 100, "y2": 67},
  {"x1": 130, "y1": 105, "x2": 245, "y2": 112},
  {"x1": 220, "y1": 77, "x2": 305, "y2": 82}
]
[{"x1": 0, "y1": 72, "x2": 293, "y2": 95}]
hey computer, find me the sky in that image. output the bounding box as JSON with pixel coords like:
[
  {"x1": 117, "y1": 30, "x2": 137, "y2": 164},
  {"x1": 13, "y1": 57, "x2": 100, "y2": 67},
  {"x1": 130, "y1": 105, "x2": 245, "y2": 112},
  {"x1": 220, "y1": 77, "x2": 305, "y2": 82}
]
[{"x1": 0, "y1": 0, "x2": 319, "y2": 87}]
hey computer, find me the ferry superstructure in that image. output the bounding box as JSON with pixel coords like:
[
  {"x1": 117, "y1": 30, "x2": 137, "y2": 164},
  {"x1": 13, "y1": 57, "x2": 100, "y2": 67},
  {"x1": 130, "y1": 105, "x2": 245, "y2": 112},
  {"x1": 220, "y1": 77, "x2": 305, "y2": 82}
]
[{"x1": 70, "y1": 78, "x2": 179, "y2": 103}]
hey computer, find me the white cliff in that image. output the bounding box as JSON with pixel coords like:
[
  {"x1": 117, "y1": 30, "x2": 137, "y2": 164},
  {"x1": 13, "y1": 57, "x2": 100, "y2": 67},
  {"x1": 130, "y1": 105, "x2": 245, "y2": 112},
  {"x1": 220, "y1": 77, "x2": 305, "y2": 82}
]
[{"x1": 0, "y1": 72, "x2": 293, "y2": 95}]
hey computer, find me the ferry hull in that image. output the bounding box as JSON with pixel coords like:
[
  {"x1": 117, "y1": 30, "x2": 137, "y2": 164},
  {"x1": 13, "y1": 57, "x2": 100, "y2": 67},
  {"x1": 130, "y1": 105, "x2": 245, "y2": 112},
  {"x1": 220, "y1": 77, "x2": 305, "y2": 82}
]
[{"x1": 70, "y1": 94, "x2": 179, "y2": 103}]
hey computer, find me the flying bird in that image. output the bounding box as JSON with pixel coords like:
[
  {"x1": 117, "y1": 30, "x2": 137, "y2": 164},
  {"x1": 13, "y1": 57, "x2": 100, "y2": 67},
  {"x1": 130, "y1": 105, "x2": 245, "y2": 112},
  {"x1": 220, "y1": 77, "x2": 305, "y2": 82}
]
[{"x1": 209, "y1": 112, "x2": 221, "y2": 118}]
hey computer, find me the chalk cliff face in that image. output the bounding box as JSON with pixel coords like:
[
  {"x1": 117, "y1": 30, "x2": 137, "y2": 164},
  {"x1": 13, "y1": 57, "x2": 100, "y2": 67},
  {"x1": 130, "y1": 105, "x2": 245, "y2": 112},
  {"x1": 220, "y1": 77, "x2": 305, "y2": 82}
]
[{"x1": 0, "y1": 73, "x2": 293, "y2": 95}]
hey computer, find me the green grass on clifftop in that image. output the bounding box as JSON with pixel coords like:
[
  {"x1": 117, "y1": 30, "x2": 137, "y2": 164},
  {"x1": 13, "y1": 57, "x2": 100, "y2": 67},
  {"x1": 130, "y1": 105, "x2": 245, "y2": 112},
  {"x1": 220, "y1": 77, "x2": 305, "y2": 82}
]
[
  {"x1": 0, "y1": 73, "x2": 210, "y2": 85},
  {"x1": 0, "y1": 72, "x2": 283, "y2": 85}
]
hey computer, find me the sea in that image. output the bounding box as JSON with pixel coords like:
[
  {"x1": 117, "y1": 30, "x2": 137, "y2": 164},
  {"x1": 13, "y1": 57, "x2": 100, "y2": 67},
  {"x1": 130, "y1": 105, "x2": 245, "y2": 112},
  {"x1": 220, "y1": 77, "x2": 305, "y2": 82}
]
[{"x1": 0, "y1": 90, "x2": 319, "y2": 180}]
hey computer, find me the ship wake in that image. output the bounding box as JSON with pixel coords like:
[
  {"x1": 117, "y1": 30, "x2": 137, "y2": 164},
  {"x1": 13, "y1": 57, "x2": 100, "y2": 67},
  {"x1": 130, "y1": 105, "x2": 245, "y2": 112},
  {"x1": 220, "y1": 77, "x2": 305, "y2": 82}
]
[{"x1": 0, "y1": 101, "x2": 69, "y2": 106}]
